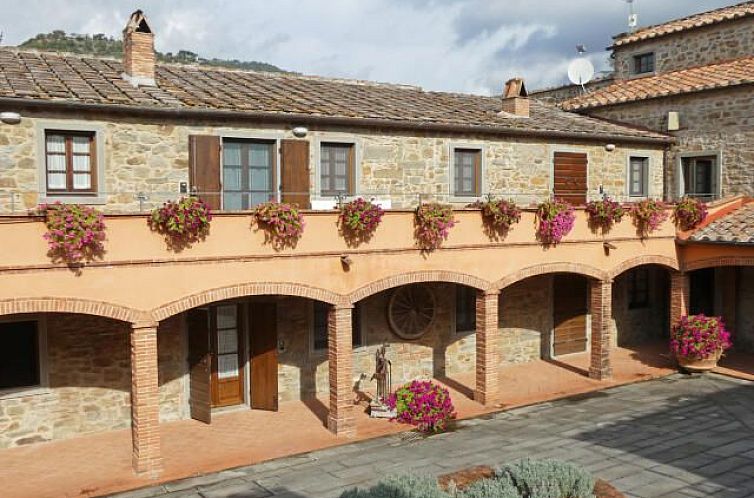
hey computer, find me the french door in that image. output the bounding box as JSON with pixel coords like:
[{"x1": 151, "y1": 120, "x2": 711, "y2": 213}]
[
  {"x1": 222, "y1": 139, "x2": 276, "y2": 210},
  {"x1": 211, "y1": 304, "x2": 245, "y2": 407}
]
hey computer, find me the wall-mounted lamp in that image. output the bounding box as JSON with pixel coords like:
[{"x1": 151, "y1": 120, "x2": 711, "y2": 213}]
[
  {"x1": 603, "y1": 241, "x2": 617, "y2": 255},
  {"x1": 340, "y1": 254, "x2": 353, "y2": 270},
  {"x1": 292, "y1": 126, "x2": 308, "y2": 138},
  {"x1": 604, "y1": 143, "x2": 616, "y2": 152},
  {"x1": 0, "y1": 112, "x2": 21, "y2": 125}
]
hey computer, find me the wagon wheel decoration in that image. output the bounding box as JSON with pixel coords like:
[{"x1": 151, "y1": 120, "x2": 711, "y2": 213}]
[{"x1": 387, "y1": 284, "x2": 436, "y2": 340}]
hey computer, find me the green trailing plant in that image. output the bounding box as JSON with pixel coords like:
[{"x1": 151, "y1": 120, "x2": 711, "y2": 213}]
[
  {"x1": 415, "y1": 203, "x2": 456, "y2": 251},
  {"x1": 584, "y1": 197, "x2": 624, "y2": 233},
  {"x1": 673, "y1": 197, "x2": 708, "y2": 231},
  {"x1": 37, "y1": 202, "x2": 106, "y2": 264},
  {"x1": 148, "y1": 197, "x2": 212, "y2": 250},
  {"x1": 535, "y1": 199, "x2": 575, "y2": 245},
  {"x1": 338, "y1": 197, "x2": 385, "y2": 246},
  {"x1": 630, "y1": 199, "x2": 668, "y2": 238},
  {"x1": 251, "y1": 201, "x2": 305, "y2": 249},
  {"x1": 471, "y1": 196, "x2": 522, "y2": 240}
]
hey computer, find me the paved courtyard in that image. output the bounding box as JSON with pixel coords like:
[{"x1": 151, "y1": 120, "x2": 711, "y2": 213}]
[{"x1": 112, "y1": 373, "x2": 754, "y2": 498}]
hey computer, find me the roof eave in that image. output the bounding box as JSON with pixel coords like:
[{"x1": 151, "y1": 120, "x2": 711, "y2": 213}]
[{"x1": 0, "y1": 97, "x2": 673, "y2": 145}]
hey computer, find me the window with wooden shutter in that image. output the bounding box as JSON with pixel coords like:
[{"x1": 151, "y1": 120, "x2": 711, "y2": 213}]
[
  {"x1": 45, "y1": 131, "x2": 96, "y2": 194},
  {"x1": 280, "y1": 139, "x2": 311, "y2": 208},
  {"x1": 628, "y1": 156, "x2": 649, "y2": 197},
  {"x1": 453, "y1": 148, "x2": 481, "y2": 197},
  {"x1": 320, "y1": 142, "x2": 354, "y2": 196},
  {"x1": 222, "y1": 139, "x2": 276, "y2": 209},
  {"x1": 189, "y1": 135, "x2": 222, "y2": 210},
  {"x1": 553, "y1": 152, "x2": 588, "y2": 205}
]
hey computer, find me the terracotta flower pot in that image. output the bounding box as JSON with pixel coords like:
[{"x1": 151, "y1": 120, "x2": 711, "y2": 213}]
[{"x1": 676, "y1": 350, "x2": 721, "y2": 373}]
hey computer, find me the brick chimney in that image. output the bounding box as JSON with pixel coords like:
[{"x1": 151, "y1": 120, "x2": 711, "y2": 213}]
[
  {"x1": 122, "y1": 10, "x2": 156, "y2": 87},
  {"x1": 501, "y1": 77, "x2": 529, "y2": 117}
]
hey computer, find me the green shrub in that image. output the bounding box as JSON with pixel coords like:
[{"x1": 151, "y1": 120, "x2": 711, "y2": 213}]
[
  {"x1": 455, "y1": 474, "x2": 519, "y2": 498},
  {"x1": 340, "y1": 475, "x2": 449, "y2": 498},
  {"x1": 499, "y1": 459, "x2": 594, "y2": 498}
]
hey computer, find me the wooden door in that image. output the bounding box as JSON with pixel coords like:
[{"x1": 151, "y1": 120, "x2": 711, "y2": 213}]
[
  {"x1": 250, "y1": 302, "x2": 278, "y2": 411},
  {"x1": 189, "y1": 135, "x2": 222, "y2": 210},
  {"x1": 187, "y1": 308, "x2": 212, "y2": 423},
  {"x1": 553, "y1": 152, "x2": 587, "y2": 205},
  {"x1": 280, "y1": 139, "x2": 310, "y2": 208},
  {"x1": 210, "y1": 304, "x2": 245, "y2": 407},
  {"x1": 553, "y1": 274, "x2": 588, "y2": 356}
]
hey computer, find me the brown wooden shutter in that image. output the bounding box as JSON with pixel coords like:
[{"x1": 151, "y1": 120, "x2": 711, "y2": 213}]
[
  {"x1": 187, "y1": 308, "x2": 212, "y2": 424},
  {"x1": 553, "y1": 152, "x2": 587, "y2": 205},
  {"x1": 280, "y1": 139, "x2": 310, "y2": 208},
  {"x1": 250, "y1": 302, "x2": 278, "y2": 411},
  {"x1": 189, "y1": 135, "x2": 222, "y2": 210}
]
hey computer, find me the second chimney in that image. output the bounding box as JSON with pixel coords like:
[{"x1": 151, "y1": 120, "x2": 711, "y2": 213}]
[
  {"x1": 501, "y1": 77, "x2": 529, "y2": 117},
  {"x1": 122, "y1": 10, "x2": 156, "y2": 87}
]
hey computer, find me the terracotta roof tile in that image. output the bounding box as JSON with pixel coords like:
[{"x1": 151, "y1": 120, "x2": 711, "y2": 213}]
[
  {"x1": 687, "y1": 203, "x2": 754, "y2": 244},
  {"x1": 562, "y1": 56, "x2": 754, "y2": 111},
  {"x1": 613, "y1": 1, "x2": 754, "y2": 47},
  {"x1": 0, "y1": 48, "x2": 668, "y2": 141}
]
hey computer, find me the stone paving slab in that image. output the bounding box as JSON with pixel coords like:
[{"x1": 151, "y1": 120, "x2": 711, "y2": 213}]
[{"x1": 110, "y1": 374, "x2": 754, "y2": 498}]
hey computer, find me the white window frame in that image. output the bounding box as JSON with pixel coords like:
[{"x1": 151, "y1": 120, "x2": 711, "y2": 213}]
[
  {"x1": 627, "y1": 154, "x2": 651, "y2": 198},
  {"x1": 313, "y1": 136, "x2": 361, "y2": 200},
  {"x1": 449, "y1": 143, "x2": 486, "y2": 203},
  {"x1": 0, "y1": 315, "x2": 49, "y2": 399},
  {"x1": 677, "y1": 150, "x2": 722, "y2": 201},
  {"x1": 452, "y1": 285, "x2": 477, "y2": 336},
  {"x1": 36, "y1": 121, "x2": 106, "y2": 204}
]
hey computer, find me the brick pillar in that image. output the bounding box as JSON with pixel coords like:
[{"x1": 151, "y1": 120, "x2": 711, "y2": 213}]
[
  {"x1": 130, "y1": 322, "x2": 162, "y2": 476},
  {"x1": 670, "y1": 271, "x2": 690, "y2": 329},
  {"x1": 327, "y1": 305, "x2": 355, "y2": 437},
  {"x1": 475, "y1": 289, "x2": 501, "y2": 405},
  {"x1": 589, "y1": 280, "x2": 613, "y2": 380}
]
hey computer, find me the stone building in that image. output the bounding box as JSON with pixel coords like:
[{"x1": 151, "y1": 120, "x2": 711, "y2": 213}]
[{"x1": 0, "y1": 9, "x2": 751, "y2": 486}]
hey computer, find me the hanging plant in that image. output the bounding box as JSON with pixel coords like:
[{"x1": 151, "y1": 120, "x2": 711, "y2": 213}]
[
  {"x1": 338, "y1": 197, "x2": 385, "y2": 246},
  {"x1": 415, "y1": 202, "x2": 456, "y2": 251},
  {"x1": 471, "y1": 195, "x2": 522, "y2": 240},
  {"x1": 630, "y1": 199, "x2": 668, "y2": 238},
  {"x1": 585, "y1": 197, "x2": 625, "y2": 233},
  {"x1": 673, "y1": 197, "x2": 708, "y2": 231},
  {"x1": 535, "y1": 199, "x2": 575, "y2": 245},
  {"x1": 37, "y1": 202, "x2": 106, "y2": 264},
  {"x1": 251, "y1": 201, "x2": 305, "y2": 249},
  {"x1": 148, "y1": 197, "x2": 212, "y2": 250}
]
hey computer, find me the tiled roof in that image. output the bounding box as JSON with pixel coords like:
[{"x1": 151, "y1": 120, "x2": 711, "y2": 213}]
[
  {"x1": 612, "y1": 1, "x2": 754, "y2": 47},
  {"x1": 0, "y1": 48, "x2": 669, "y2": 142},
  {"x1": 562, "y1": 56, "x2": 754, "y2": 111},
  {"x1": 687, "y1": 203, "x2": 754, "y2": 244}
]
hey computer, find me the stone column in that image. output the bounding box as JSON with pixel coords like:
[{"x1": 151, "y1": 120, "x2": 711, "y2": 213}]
[
  {"x1": 327, "y1": 305, "x2": 356, "y2": 437},
  {"x1": 474, "y1": 289, "x2": 501, "y2": 405},
  {"x1": 130, "y1": 321, "x2": 162, "y2": 476},
  {"x1": 589, "y1": 280, "x2": 613, "y2": 380},
  {"x1": 670, "y1": 271, "x2": 690, "y2": 329}
]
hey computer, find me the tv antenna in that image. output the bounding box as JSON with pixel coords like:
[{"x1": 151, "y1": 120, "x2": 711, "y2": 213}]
[
  {"x1": 626, "y1": 0, "x2": 638, "y2": 32},
  {"x1": 0, "y1": 31, "x2": 4, "y2": 45},
  {"x1": 568, "y1": 46, "x2": 594, "y2": 93}
]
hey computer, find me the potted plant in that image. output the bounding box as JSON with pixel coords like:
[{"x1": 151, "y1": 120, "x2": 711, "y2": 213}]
[
  {"x1": 671, "y1": 314, "x2": 732, "y2": 373},
  {"x1": 585, "y1": 197, "x2": 625, "y2": 233},
  {"x1": 673, "y1": 197, "x2": 708, "y2": 231},
  {"x1": 415, "y1": 202, "x2": 456, "y2": 251},
  {"x1": 471, "y1": 195, "x2": 521, "y2": 240},
  {"x1": 148, "y1": 196, "x2": 212, "y2": 250},
  {"x1": 630, "y1": 199, "x2": 668, "y2": 238},
  {"x1": 385, "y1": 380, "x2": 456, "y2": 433},
  {"x1": 37, "y1": 202, "x2": 106, "y2": 264},
  {"x1": 251, "y1": 201, "x2": 305, "y2": 249},
  {"x1": 338, "y1": 197, "x2": 384, "y2": 246},
  {"x1": 535, "y1": 199, "x2": 575, "y2": 245}
]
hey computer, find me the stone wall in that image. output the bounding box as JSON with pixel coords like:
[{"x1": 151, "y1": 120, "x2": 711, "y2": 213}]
[
  {"x1": 0, "y1": 110, "x2": 664, "y2": 213},
  {"x1": 500, "y1": 275, "x2": 551, "y2": 360},
  {"x1": 613, "y1": 18, "x2": 754, "y2": 79},
  {"x1": 611, "y1": 266, "x2": 669, "y2": 347},
  {"x1": 585, "y1": 86, "x2": 754, "y2": 200},
  {"x1": 0, "y1": 313, "x2": 186, "y2": 448}
]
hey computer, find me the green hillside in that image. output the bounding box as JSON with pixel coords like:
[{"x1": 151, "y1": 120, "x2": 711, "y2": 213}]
[{"x1": 18, "y1": 30, "x2": 285, "y2": 72}]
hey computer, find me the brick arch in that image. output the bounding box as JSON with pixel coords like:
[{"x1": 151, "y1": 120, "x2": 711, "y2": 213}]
[
  {"x1": 151, "y1": 282, "x2": 348, "y2": 321},
  {"x1": 683, "y1": 256, "x2": 754, "y2": 272},
  {"x1": 609, "y1": 255, "x2": 680, "y2": 279},
  {"x1": 0, "y1": 297, "x2": 145, "y2": 323},
  {"x1": 494, "y1": 262, "x2": 608, "y2": 290},
  {"x1": 349, "y1": 271, "x2": 491, "y2": 303}
]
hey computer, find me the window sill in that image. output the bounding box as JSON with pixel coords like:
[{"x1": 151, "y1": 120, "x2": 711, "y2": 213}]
[
  {"x1": 40, "y1": 194, "x2": 107, "y2": 205},
  {"x1": 0, "y1": 386, "x2": 52, "y2": 400},
  {"x1": 449, "y1": 195, "x2": 482, "y2": 205}
]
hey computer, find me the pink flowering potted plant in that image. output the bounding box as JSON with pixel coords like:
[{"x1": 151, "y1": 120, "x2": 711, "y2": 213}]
[
  {"x1": 37, "y1": 202, "x2": 106, "y2": 264},
  {"x1": 585, "y1": 197, "x2": 625, "y2": 233},
  {"x1": 338, "y1": 197, "x2": 384, "y2": 246},
  {"x1": 415, "y1": 202, "x2": 456, "y2": 251},
  {"x1": 535, "y1": 199, "x2": 575, "y2": 245},
  {"x1": 630, "y1": 199, "x2": 668, "y2": 238},
  {"x1": 471, "y1": 195, "x2": 522, "y2": 240},
  {"x1": 385, "y1": 380, "x2": 456, "y2": 433},
  {"x1": 148, "y1": 196, "x2": 212, "y2": 250},
  {"x1": 673, "y1": 197, "x2": 708, "y2": 231},
  {"x1": 251, "y1": 201, "x2": 305, "y2": 249},
  {"x1": 671, "y1": 314, "x2": 732, "y2": 373}
]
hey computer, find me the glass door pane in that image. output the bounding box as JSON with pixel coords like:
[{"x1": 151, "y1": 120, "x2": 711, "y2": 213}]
[{"x1": 222, "y1": 140, "x2": 274, "y2": 210}]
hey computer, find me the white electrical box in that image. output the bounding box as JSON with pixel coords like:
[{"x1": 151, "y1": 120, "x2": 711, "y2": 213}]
[{"x1": 668, "y1": 111, "x2": 680, "y2": 131}]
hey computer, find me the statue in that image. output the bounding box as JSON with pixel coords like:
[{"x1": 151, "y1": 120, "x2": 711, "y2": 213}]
[{"x1": 369, "y1": 344, "x2": 395, "y2": 418}]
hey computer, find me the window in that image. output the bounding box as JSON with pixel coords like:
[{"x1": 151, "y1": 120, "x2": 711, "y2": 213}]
[
  {"x1": 320, "y1": 143, "x2": 355, "y2": 196},
  {"x1": 628, "y1": 268, "x2": 650, "y2": 309},
  {"x1": 455, "y1": 285, "x2": 476, "y2": 333},
  {"x1": 628, "y1": 156, "x2": 649, "y2": 197},
  {"x1": 45, "y1": 131, "x2": 96, "y2": 194},
  {"x1": 312, "y1": 301, "x2": 363, "y2": 351},
  {"x1": 222, "y1": 139, "x2": 276, "y2": 209},
  {"x1": 0, "y1": 321, "x2": 41, "y2": 391},
  {"x1": 633, "y1": 53, "x2": 655, "y2": 74},
  {"x1": 453, "y1": 148, "x2": 481, "y2": 197},
  {"x1": 681, "y1": 156, "x2": 719, "y2": 201}
]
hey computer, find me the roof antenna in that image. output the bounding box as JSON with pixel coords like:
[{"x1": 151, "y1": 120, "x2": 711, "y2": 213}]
[
  {"x1": 626, "y1": 0, "x2": 638, "y2": 32},
  {"x1": 0, "y1": 31, "x2": 4, "y2": 45}
]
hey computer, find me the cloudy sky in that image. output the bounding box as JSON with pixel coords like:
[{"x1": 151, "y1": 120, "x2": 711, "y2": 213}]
[{"x1": 0, "y1": 0, "x2": 737, "y2": 94}]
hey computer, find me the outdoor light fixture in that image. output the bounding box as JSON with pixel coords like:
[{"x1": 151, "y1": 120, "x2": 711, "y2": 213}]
[
  {"x1": 603, "y1": 241, "x2": 618, "y2": 254},
  {"x1": 292, "y1": 126, "x2": 308, "y2": 137},
  {"x1": 604, "y1": 143, "x2": 616, "y2": 152},
  {"x1": 340, "y1": 254, "x2": 353, "y2": 268},
  {"x1": 0, "y1": 112, "x2": 21, "y2": 124}
]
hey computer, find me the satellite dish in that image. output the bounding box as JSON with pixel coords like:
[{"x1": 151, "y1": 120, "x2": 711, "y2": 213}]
[{"x1": 568, "y1": 58, "x2": 595, "y2": 87}]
